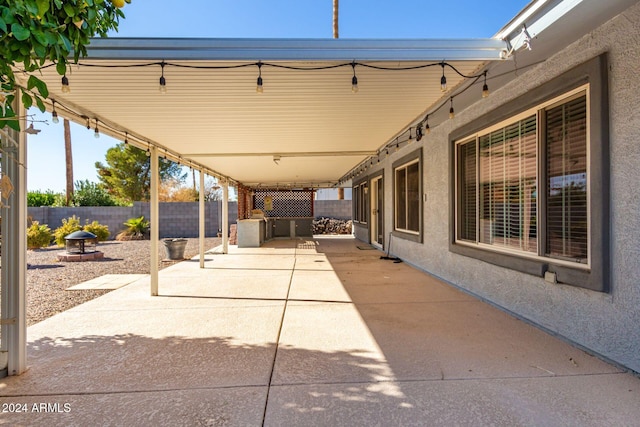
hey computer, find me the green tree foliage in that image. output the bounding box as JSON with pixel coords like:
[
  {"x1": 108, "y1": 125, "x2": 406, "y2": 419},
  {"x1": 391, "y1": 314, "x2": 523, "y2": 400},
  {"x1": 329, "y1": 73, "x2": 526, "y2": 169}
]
[
  {"x1": 0, "y1": 0, "x2": 127, "y2": 130},
  {"x1": 95, "y1": 143, "x2": 185, "y2": 203},
  {"x1": 27, "y1": 189, "x2": 58, "y2": 206},
  {"x1": 73, "y1": 179, "x2": 118, "y2": 206}
]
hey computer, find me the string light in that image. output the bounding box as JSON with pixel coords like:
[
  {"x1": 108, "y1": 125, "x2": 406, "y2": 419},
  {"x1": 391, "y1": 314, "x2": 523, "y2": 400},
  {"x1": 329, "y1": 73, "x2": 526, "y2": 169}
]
[
  {"x1": 449, "y1": 97, "x2": 455, "y2": 119},
  {"x1": 159, "y1": 61, "x2": 167, "y2": 93},
  {"x1": 407, "y1": 127, "x2": 413, "y2": 143},
  {"x1": 482, "y1": 70, "x2": 489, "y2": 98},
  {"x1": 146, "y1": 145, "x2": 151, "y2": 157},
  {"x1": 51, "y1": 101, "x2": 59, "y2": 124},
  {"x1": 85, "y1": 117, "x2": 90, "y2": 130},
  {"x1": 94, "y1": 119, "x2": 100, "y2": 138},
  {"x1": 61, "y1": 75, "x2": 70, "y2": 93},
  {"x1": 425, "y1": 115, "x2": 430, "y2": 134},
  {"x1": 351, "y1": 62, "x2": 359, "y2": 93},
  {"x1": 256, "y1": 62, "x2": 264, "y2": 93},
  {"x1": 124, "y1": 132, "x2": 129, "y2": 145},
  {"x1": 440, "y1": 62, "x2": 447, "y2": 92}
]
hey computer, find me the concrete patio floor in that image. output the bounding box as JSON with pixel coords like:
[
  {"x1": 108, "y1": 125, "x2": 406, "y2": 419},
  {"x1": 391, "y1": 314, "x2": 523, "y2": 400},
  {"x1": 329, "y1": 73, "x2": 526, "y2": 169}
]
[{"x1": 1, "y1": 236, "x2": 639, "y2": 426}]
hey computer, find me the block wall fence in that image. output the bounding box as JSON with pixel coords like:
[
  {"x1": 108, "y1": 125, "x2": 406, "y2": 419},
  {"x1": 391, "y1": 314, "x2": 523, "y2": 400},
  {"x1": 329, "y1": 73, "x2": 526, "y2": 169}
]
[{"x1": 28, "y1": 200, "x2": 351, "y2": 239}]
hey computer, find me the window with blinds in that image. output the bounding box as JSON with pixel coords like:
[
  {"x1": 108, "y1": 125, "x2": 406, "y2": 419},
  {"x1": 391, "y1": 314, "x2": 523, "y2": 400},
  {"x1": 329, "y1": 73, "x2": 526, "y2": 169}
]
[
  {"x1": 455, "y1": 90, "x2": 588, "y2": 265},
  {"x1": 395, "y1": 159, "x2": 420, "y2": 233},
  {"x1": 546, "y1": 95, "x2": 588, "y2": 263}
]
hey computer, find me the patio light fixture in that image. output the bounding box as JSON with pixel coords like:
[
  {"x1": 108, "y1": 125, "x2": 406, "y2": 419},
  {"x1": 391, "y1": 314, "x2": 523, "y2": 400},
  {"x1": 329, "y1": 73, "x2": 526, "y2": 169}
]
[
  {"x1": 482, "y1": 71, "x2": 489, "y2": 98},
  {"x1": 61, "y1": 75, "x2": 70, "y2": 93},
  {"x1": 51, "y1": 101, "x2": 59, "y2": 124},
  {"x1": 159, "y1": 62, "x2": 167, "y2": 93},
  {"x1": 256, "y1": 62, "x2": 264, "y2": 93},
  {"x1": 449, "y1": 97, "x2": 455, "y2": 119},
  {"x1": 351, "y1": 62, "x2": 358, "y2": 93},
  {"x1": 440, "y1": 62, "x2": 447, "y2": 92}
]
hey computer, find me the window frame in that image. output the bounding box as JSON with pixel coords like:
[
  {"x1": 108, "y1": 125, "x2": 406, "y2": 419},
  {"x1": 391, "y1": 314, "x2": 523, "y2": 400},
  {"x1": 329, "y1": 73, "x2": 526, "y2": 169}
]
[
  {"x1": 393, "y1": 149, "x2": 423, "y2": 243},
  {"x1": 449, "y1": 54, "x2": 609, "y2": 292},
  {"x1": 352, "y1": 179, "x2": 368, "y2": 225}
]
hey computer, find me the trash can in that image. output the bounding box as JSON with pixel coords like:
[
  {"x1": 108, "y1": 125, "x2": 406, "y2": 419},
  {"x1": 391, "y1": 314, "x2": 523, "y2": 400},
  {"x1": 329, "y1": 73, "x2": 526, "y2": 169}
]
[{"x1": 163, "y1": 238, "x2": 187, "y2": 260}]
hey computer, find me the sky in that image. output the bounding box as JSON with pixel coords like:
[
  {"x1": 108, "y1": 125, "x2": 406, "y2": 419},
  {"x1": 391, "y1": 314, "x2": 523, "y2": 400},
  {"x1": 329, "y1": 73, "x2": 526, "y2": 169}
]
[{"x1": 26, "y1": 0, "x2": 530, "y2": 192}]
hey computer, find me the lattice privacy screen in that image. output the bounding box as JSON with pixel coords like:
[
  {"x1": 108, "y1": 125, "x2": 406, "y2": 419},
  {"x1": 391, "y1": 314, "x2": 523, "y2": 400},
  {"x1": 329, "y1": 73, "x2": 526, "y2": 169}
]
[{"x1": 253, "y1": 190, "x2": 313, "y2": 217}]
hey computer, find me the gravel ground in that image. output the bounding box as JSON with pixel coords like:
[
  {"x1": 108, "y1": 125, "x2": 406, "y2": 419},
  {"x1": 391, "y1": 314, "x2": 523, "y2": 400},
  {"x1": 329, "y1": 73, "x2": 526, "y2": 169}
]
[{"x1": 18, "y1": 237, "x2": 221, "y2": 326}]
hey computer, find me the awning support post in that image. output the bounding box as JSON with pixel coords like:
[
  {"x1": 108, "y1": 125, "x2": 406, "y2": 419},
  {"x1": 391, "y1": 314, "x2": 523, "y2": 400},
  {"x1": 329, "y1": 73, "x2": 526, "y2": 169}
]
[{"x1": 150, "y1": 146, "x2": 159, "y2": 296}]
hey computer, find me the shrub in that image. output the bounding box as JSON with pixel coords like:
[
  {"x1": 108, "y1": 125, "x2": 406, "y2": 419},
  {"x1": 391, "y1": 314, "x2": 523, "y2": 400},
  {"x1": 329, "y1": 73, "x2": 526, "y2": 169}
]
[
  {"x1": 116, "y1": 216, "x2": 150, "y2": 241},
  {"x1": 73, "y1": 180, "x2": 118, "y2": 206},
  {"x1": 27, "y1": 190, "x2": 60, "y2": 207},
  {"x1": 53, "y1": 215, "x2": 82, "y2": 246},
  {"x1": 83, "y1": 220, "x2": 110, "y2": 241},
  {"x1": 27, "y1": 221, "x2": 53, "y2": 249}
]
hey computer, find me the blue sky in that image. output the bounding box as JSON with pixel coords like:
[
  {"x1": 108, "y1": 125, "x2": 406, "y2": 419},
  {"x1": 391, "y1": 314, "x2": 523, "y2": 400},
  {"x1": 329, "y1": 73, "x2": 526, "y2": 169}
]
[{"x1": 27, "y1": 0, "x2": 529, "y2": 192}]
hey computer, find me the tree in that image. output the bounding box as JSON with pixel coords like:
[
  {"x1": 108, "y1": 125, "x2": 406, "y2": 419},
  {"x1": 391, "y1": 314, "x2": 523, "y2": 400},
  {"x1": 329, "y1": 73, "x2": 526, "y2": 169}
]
[
  {"x1": 95, "y1": 143, "x2": 185, "y2": 203},
  {"x1": 63, "y1": 118, "x2": 73, "y2": 205},
  {"x1": 0, "y1": 0, "x2": 128, "y2": 130},
  {"x1": 73, "y1": 179, "x2": 117, "y2": 206}
]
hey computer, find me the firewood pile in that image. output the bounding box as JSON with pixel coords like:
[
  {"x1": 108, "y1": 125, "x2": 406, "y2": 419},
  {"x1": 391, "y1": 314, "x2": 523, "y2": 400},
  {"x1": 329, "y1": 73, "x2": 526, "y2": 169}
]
[{"x1": 312, "y1": 217, "x2": 352, "y2": 235}]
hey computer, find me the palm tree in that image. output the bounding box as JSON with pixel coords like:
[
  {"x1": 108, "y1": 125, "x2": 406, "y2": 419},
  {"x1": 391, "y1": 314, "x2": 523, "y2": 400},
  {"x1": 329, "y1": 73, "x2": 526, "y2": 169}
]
[
  {"x1": 333, "y1": 0, "x2": 339, "y2": 39},
  {"x1": 63, "y1": 118, "x2": 74, "y2": 205}
]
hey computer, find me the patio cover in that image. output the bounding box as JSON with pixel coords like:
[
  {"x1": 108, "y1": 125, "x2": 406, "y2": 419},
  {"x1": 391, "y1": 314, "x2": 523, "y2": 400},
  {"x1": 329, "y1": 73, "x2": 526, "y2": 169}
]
[{"x1": 25, "y1": 38, "x2": 507, "y2": 188}]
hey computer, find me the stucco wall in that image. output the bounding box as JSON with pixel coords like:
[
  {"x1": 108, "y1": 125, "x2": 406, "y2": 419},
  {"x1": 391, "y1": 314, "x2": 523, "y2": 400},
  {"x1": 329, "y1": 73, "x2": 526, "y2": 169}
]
[{"x1": 360, "y1": 3, "x2": 640, "y2": 372}]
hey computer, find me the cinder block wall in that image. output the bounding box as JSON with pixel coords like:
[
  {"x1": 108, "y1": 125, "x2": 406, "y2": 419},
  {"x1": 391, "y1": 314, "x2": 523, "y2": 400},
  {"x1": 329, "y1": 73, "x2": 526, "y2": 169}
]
[
  {"x1": 28, "y1": 200, "x2": 351, "y2": 238},
  {"x1": 28, "y1": 202, "x2": 239, "y2": 239},
  {"x1": 314, "y1": 200, "x2": 352, "y2": 220}
]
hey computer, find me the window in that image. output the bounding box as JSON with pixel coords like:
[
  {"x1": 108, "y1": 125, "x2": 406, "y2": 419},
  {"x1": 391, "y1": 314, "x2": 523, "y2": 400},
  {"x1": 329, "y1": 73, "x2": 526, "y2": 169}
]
[
  {"x1": 456, "y1": 90, "x2": 587, "y2": 262},
  {"x1": 451, "y1": 54, "x2": 609, "y2": 292},
  {"x1": 394, "y1": 153, "x2": 421, "y2": 236},
  {"x1": 353, "y1": 181, "x2": 368, "y2": 224}
]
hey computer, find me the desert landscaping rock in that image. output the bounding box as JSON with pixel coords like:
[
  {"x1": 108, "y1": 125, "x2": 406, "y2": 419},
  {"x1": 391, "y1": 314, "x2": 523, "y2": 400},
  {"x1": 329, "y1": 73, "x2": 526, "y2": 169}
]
[{"x1": 22, "y1": 237, "x2": 220, "y2": 326}]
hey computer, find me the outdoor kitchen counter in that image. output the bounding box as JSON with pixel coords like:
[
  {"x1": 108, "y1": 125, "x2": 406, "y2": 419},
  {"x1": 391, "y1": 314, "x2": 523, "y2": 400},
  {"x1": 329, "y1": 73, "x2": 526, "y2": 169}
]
[{"x1": 236, "y1": 219, "x2": 266, "y2": 248}]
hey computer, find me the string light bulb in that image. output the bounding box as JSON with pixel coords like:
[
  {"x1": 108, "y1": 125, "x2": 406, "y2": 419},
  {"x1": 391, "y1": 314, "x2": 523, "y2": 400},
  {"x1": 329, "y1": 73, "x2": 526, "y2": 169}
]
[
  {"x1": 159, "y1": 62, "x2": 167, "y2": 93},
  {"x1": 407, "y1": 128, "x2": 413, "y2": 143},
  {"x1": 449, "y1": 97, "x2": 455, "y2": 119},
  {"x1": 256, "y1": 62, "x2": 263, "y2": 94},
  {"x1": 51, "y1": 101, "x2": 59, "y2": 124},
  {"x1": 351, "y1": 62, "x2": 359, "y2": 93},
  {"x1": 61, "y1": 75, "x2": 70, "y2": 93},
  {"x1": 440, "y1": 62, "x2": 447, "y2": 92},
  {"x1": 425, "y1": 115, "x2": 430, "y2": 134},
  {"x1": 94, "y1": 119, "x2": 100, "y2": 138},
  {"x1": 124, "y1": 132, "x2": 129, "y2": 145},
  {"x1": 482, "y1": 71, "x2": 489, "y2": 98},
  {"x1": 146, "y1": 145, "x2": 151, "y2": 157}
]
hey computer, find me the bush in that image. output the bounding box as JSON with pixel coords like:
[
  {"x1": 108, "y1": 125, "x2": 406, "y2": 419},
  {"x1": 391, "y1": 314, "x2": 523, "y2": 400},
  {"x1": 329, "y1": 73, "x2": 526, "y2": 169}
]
[
  {"x1": 53, "y1": 215, "x2": 82, "y2": 246},
  {"x1": 27, "y1": 190, "x2": 60, "y2": 207},
  {"x1": 116, "y1": 216, "x2": 149, "y2": 241},
  {"x1": 27, "y1": 221, "x2": 53, "y2": 249},
  {"x1": 83, "y1": 220, "x2": 110, "y2": 241},
  {"x1": 73, "y1": 180, "x2": 118, "y2": 206}
]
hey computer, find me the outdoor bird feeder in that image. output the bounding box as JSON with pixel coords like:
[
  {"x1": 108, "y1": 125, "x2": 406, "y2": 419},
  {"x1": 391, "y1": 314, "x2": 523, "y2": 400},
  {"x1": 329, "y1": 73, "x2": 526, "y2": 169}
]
[{"x1": 64, "y1": 230, "x2": 98, "y2": 254}]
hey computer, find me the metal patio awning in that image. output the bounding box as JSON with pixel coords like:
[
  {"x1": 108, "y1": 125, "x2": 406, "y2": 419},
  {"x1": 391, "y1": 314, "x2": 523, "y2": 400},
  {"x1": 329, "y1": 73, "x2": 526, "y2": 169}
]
[{"x1": 27, "y1": 37, "x2": 507, "y2": 187}]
